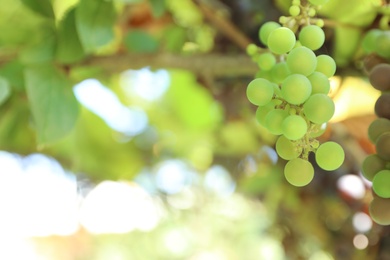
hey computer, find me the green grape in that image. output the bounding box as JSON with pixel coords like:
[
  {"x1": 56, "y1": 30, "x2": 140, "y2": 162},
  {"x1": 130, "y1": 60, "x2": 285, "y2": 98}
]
[
  {"x1": 289, "y1": 6, "x2": 300, "y2": 16},
  {"x1": 267, "y1": 27, "x2": 296, "y2": 55},
  {"x1": 369, "y1": 197, "x2": 390, "y2": 225},
  {"x1": 376, "y1": 31, "x2": 390, "y2": 58},
  {"x1": 281, "y1": 74, "x2": 312, "y2": 105},
  {"x1": 362, "y1": 29, "x2": 382, "y2": 53},
  {"x1": 376, "y1": 132, "x2": 390, "y2": 161},
  {"x1": 315, "y1": 141, "x2": 344, "y2": 171},
  {"x1": 257, "y1": 53, "x2": 276, "y2": 71},
  {"x1": 307, "y1": 72, "x2": 330, "y2": 94},
  {"x1": 255, "y1": 70, "x2": 272, "y2": 81},
  {"x1": 368, "y1": 118, "x2": 390, "y2": 143},
  {"x1": 308, "y1": 0, "x2": 329, "y2": 5},
  {"x1": 309, "y1": 123, "x2": 327, "y2": 138},
  {"x1": 275, "y1": 135, "x2": 301, "y2": 160},
  {"x1": 259, "y1": 21, "x2": 281, "y2": 46},
  {"x1": 369, "y1": 64, "x2": 390, "y2": 91},
  {"x1": 282, "y1": 115, "x2": 308, "y2": 140},
  {"x1": 375, "y1": 93, "x2": 390, "y2": 120},
  {"x1": 298, "y1": 25, "x2": 325, "y2": 51},
  {"x1": 255, "y1": 102, "x2": 275, "y2": 126},
  {"x1": 315, "y1": 55, "x2": 336, "y2": 78},
  {"x1": 286, "y1": 46, "x2": 317, "y2": 76},
  {"x1": 246, "y1": 44, "x2": 258, "y2": 56},
  {"x1": 316, "y1": 19, "x2": 324, "y2": 27},
  {"x1": 372, "y1": 170, "x2": 390, "y2": 198},
  {"x1": 265, "y1": 109, "x2": 289, "y2": 135},
  {"x1": 308, "y1": 8, "x2": 316, "y2": 17},
  {"x1": 284, "y1": 158, "x2": 314, "y2": 187},
  {"x1": 362, "y1": 154, "x2": 388, "y2": 181},
  {"x1": 246, "y1": 78, "x2": 274, "y2": 106},
  {"x1": 303, "y1": 94, "x2": 335, "y2": 124},
  {"x1": 271, "y1": 62, "x2": 291, "y2": 84}
]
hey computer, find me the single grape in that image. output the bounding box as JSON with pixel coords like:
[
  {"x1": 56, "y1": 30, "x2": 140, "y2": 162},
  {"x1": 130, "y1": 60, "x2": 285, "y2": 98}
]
[
  {"x1": 275, "y1": 135, "x2": 301, "y2": 160},
  {"x1": 369, "y1": 197, "x2": 390, "y2": 225},
  {"x1": 308, "y1": 0, "x2": 329, "y2": 5},
  {"x1": 315, "y1": 55, "x2": 336, "y2": 78},
  {"x1": 282, "y1": 115, "x2": 308, "y2": 140},
  {"x1": 257, "y1": 53, "x2": 276, "y2": 71},
  {"x1": 316, "y1": 19, "x2": 324, "y2": 27},
  {"x1": 308, "y1": 8, "x2": 316, "y2": 17},
  {"x1": 315, "y1": 141, "x2": 344, "y2": 171},
  {"x1": 362, "y1": 29, "x2": 382, "y2": 53},
  {"x1": 372, "y1": 170, "x2": 390, "y2": 198},
  {"x1": 307, "y1": 72, "x2": 330, "y2": 94},
  {"x1": 368, "y1": 118, "x2": 390, "y2": 143},
  {"x1": 369, "y1": 64, "x2": 390, "y2": 91},
  {"x1": 255, "y1": 102, "x2": 275, "y2": 126},
  {"x1": 362, "y1": 154, "x2": 388, "y2": 181},
  {"x1": 298, "y1": 25, "x2": 325, "y2": 51},
  {"x1": 246, "y1": 78, "x2": 274, "y2": 106},
  {"x1": 375, "y1": 93, "x2": 390, "y2": 119},
  {"x1": 270, "y1": 62, "x2": 291, "y2": 84},
  {"x1": 265, "y1": 109, "x2": 289, "y2": 135},
  {"x1": 259, "y1": 21, "x2": 281, "y2": 46},
  {"x1": 376, "y1": 132, "x2": 390, "y2": 161},
  {"x1": 267, "y1": 27, "x2": 296, "y2": 55},
  {"x1": 289, "y1": 6, "x2": 300, "y2": 17},
  {"x1": 284, "y1": 158, "x2": 314, "y2": 187},
  {"x1": 375, "y1": 31, "x2": 390, "y2": 58},
  {"x1": 286, "y1": 46, "x2": 317, "y2": 76},
  {"x1": 246, "y1": 44, "x2": 258, "y2": 56},
  {"x1": 281, "y1": 74, "x2": 312, "y2": 105},
  {"x1": 303, "y1": 94, "x2": 335, "y2": 124}
]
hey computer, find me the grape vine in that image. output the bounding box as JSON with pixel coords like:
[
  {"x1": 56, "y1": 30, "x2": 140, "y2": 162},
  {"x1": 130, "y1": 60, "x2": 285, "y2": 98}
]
[{"x1": 246, "y1": 0, "x2": 345, "y2": 187}]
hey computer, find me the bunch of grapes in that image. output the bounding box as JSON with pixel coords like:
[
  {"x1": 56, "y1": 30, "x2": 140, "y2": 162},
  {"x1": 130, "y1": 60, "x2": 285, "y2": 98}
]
[
  {"x1": 246, "y1": 0, "x2": 344, "y2": 187},
  {"x1": 361, "y1": 30, "x2": 390, "y2": 225}
]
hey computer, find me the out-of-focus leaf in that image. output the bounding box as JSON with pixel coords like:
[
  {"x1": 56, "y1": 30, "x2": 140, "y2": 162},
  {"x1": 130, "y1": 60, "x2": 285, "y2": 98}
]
[
  {"x1": 163, "y1": 25, "x2": 187, "y2": 52},
  {"x1": 75, "y1": 0, "x2": 116, "y2": 53},
  {"x1": 56, "y1": 8, "x2": 85, "y2": 64},
  {"x1": 25, "y1": 64, "x2": 79, "y2": 144},
  {"x1": 0, "y1": 60, "x2": 25, "y2": 91},
  {"x1": 0, "y1": 77, "x2": 11, "y2": 106},
  {"x1": 20, "y1": 0, "x2": 55, "y2": 18},
  {"x1": 149, "y1": 0, "x2": 166, "y2": 17},
  {"x1": 124, "y1": 30, "x2": 159, "y2": 53}
]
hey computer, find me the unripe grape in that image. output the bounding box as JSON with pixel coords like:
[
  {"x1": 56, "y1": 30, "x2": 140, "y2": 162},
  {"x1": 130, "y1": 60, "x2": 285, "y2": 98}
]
[
  {"x1": 376, "y1": 132, "x2": 390, "y2": 161},
  {"x1": 287, "y1": 46, "x2": 317, "y2": 76},
  {"x1": 270, "y1": 62, "x2": 291, "y2": 84},
  {"x1": 372, "y1": 170, "x2": 390, "y2": 198},
  {"x1": 368, "y1": 118, "x2": 390, "y2": 143},
  {"x1": 284, "y1": 158, "x2": 314, "y2": 187},
  {"x1": 369, "y1": 197, "x2": 390, "y2": 225},
  {"x1": 315, "y1": 141, "x2": 344, "y2": 171},
  {"x1": 246, "y1": 44, "x2": 258, "y2": 56},
  {"x1": 299, "y1": 25, "x2": 325, "y2": 51},
  {"x1": 303, "y1": 94, "x2": 335, "y2": 124},
  {"x1": 259, "y1": 21, "x2": 281, "y2": 46},
  {"x1": 376, "y1": 31, "x2": 390, "y2": 58},
  {"x1": 362, "y1": 29, "x2": 382, "y2": 53},
  {"x1": 281, "y1": 74, "x2": 312, "y2": 105},
  {"x1": 255, "y1": 102, "x2": 275, "y2": 126},
  {"x1": 257, "y1": 53, "x2": 276, "y2": 71},
  {"x1": 276, "y1": 135, "x2": 301, "y2": 160},
  {"x1": 315, "y1": 55, "x2": 336, "y2": 78},
  {"x1": 265, "y1": 109, "x2": 288, "y2": 135},
  {"x1": 362, "y1": 154, "x2": 388, "y2": 181},
  {"x1": 267, "y1": 27, "x2": 296, "y2": 55},
  {"x1": 282, "y1": 115, "x2": 308, "y2": 140},
  {"x1": 307, "y1": 72, "x2": 330, "y2": 94},
  {"x1": 246, "y1": 78, "x2": 274, "y2": 106},
  {"x1": 289, "y1": 6, "x2": 300, "y2": 17}
]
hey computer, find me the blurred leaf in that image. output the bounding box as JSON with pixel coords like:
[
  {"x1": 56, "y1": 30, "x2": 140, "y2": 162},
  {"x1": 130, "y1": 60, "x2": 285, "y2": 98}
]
[
  {"x1": 149, "y1": 0, "x2": 166, "y2": 17},
  {"x1": 163, "y1": 25, "x2": 187, "y2": 52},
  {"x1": 25, "y1": 64, "x2": 79, "y2": 144},
  {"x1": 20, "y1": 0, "x2": 55, "y2": 18},
  {"x1": 56, "y1": 8, "x2": 85, "y2": 64},
  {"x1": 0, "y1": 77, "x2": 11, "y2": 106},
  {"x1": 75, "y1": 0, "x2": 116, "y2": 53},
  {"x1": 124, "y1": 30, "x2": 159, "y2": 53},
  {"x1": 0, "y1": 60, "x2": 25, "y2": 91}
]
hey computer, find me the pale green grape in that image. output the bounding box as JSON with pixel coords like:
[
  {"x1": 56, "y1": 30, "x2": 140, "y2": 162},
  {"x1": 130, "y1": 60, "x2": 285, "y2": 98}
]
[
  {"x1": 270, "y1": 62, "x2": 291, "y2": 84},
  {"x1": 376, "y1": 132, "x2": 390, "y2": 161},
  {"x1": 315, "y1": 141, "x2": 344, "y2": 171},
  {"x1": 275, "y1": 135, "x2": 301, "y2": 160},
  {"x1": 376, "y1": 31, "x2": 390, "y2": 58},
  {"x1": 307, "y1": 72, "x2": 330, "y2": 94},
  {"x1": 286, "y1": 46, "x2": 317, "y2": 76},
  {"x1": 284, "y1": 158, "x2": 314, "y2": 187},
  {"x1": 281, "y1": 74, "x2": 312, "y2": 105},
  {"x1": 282, "y1": 115, "x2": 308, "y2": 140},
  {"x1": 368, "y1": 118, "x2": 390, "y2": 143},
  {"x1": 259, "y1": 21, "x2": 281, "y2": 46},
  {"x1": 257, "y1": 53, "x2": 276, "y2": 71},
  {"x1": 255, "y1": 70, "x2": 272, "y2": 81},
  {"x1": 309, "y1": 123, "x2": 327, "y2": 138},
  {"x1": 267, "y1": 27, "x2": 296, "y2": 55},
  {"x1": 246, "y1": 78, "x2": 274, "y2": 106},
  {"x1": 308, "y1": 0, "x2": 329, "y2": 5},
  {"x1": 362, "y1": 29, "x2": 382, "y2": 53},
  {"x1": 298, "y1": 25, "x2": 325, "y2": 51},
  {"x1": 303, "y1": 94, "x2": 335, "y2": 124},
  {"x1": 289, "y1": 6, "x2": 300, "y2": 16},
  {"x1": 255, "y1": 102, "x2": 275, "y2": 126},
  {"x1": 372, "y1": 170, "x2": 390, "y2": 198},
  {"x1": 362, "y1": 154, "x2": 388, "y2": 181},
  {"x1": 265, "y1": 109, "x2": 288, "y2": 135},
  {"x1": 246, "y1": 44, "x2": 258, "y2": 56},
  {"x1": 315, "y1": 55, "x2": 336, "y2": 78},
  {"x1": 369, "y1": 197, "x2": 390, "y2": 225}
]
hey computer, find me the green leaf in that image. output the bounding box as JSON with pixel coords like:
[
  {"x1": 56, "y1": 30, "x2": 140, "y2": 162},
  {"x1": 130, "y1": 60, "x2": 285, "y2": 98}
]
[
  {"x1": 56, "y1": 8, "x2": 85, "y2": 64},
  {"x1": 0, "y1": 77, "x2": 11, "y2": 106},
  {"x1": 149, "y1": 0, "x2": 166, "y2": 17},
  {"x1": 75, "y1": 0, "x2": 116, "y2": 53},
  {"x1": 20, "y1": 0, "x2": 55, "y2": 18},
  {"x1": 124, "y1": 30, "x2": 158, "y2": 53},
  {"x1": 0, "y1": 60, "x2": 25, "y2": 91},
  {"x1": 24, "y1": 64, "x2": 79, "y2": 144}
]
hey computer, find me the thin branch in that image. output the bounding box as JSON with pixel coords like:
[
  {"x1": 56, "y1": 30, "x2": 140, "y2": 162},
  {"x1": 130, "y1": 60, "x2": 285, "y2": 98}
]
[{"x1": 81, "y1": 53, "x2": 258, "y2": 77}]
